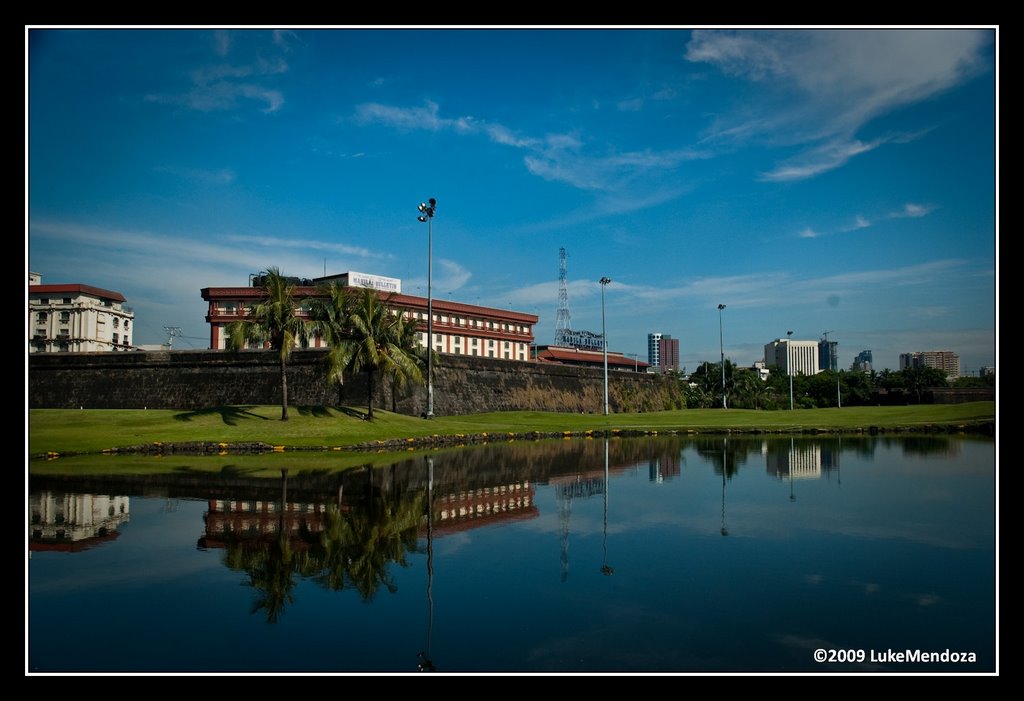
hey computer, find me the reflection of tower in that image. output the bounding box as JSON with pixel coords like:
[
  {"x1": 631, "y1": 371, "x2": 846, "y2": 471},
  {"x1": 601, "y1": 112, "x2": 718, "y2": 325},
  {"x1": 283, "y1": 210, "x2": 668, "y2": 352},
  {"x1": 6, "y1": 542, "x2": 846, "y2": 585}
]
[
  {"x1": 601, "y1": 439, "x2": 614, "y2": 576},
  {"x1": 554, "y1": 247, "x2": 572, "y2": 346},
  {"x1": 558, "y1": 487, "x2": 572, "y2": 582},
  {"x1": 418, "y1": 456, "x2": 436, "y2": 672}
]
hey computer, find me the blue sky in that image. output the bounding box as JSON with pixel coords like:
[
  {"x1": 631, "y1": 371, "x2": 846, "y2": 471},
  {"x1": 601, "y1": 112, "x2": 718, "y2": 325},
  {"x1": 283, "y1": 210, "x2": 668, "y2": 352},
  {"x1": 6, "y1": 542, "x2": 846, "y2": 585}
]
[{"x1": 27, "y1": 27, "x2": 997, "y2": 374}]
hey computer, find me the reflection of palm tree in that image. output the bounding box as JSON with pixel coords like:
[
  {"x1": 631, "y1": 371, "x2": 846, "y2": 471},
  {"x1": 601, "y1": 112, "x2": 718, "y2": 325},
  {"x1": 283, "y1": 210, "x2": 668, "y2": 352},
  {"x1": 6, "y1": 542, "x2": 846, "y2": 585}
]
[{"x1": 248, "y1": 531, "x2": 298, "y2": 623}]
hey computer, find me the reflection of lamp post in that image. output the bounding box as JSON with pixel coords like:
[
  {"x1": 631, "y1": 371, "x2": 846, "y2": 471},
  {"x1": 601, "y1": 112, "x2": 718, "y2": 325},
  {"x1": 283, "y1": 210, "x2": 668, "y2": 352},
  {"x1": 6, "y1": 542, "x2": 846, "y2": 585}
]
[
  {"x1": 417, "y1": 198, "x2": 437, "y2": 419},
  {"x1": 418, "y1": 456, "x2": 436, "y2": 672},
  {"x1": 601, "y1": 438, "x2": 614, "y2": 575},
  {"x1": 786, "y1": 330, "x2": 794, "y2": 411},
  {"x1": 600, "y1": 277, "x2": 612, "y2": 416},
  {"x1": 789, "y1": 436, "x2": 796, "y2": 502},
  {"x1": 718, "y1": 304, "x2": 727, "y2": 409},
  {"x1": 721, "y1": 439, "x2": 729, "y2": 536}
]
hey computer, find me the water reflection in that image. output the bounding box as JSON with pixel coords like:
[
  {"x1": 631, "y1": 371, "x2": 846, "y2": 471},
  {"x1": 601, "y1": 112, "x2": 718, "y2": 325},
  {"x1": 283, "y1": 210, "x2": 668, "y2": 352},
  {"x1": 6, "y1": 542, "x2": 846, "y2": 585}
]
[{"x1": 28, "y1": 434, "x2": 995, "y2": 673}]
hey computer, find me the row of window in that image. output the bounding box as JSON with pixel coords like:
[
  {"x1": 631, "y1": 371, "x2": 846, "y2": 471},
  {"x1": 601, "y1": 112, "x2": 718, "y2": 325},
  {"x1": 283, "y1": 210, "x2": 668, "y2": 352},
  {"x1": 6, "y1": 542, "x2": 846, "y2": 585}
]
[{"x1": 34, "y1": 311, "x2": 130, "y2": 328}]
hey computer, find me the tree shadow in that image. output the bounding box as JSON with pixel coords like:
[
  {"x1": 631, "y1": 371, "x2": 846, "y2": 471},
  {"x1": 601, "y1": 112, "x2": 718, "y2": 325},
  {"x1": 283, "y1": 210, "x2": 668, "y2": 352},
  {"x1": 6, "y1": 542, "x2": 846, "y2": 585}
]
[
  {"x1": 172, "y1": 406, "x2": 271, "y2": 426},
  {"x1": 336, "y1": 406, "x2": 370, "y2": 421},
  {"x1": 294, "y1": 405, "x2": 336, "y2": 418}
]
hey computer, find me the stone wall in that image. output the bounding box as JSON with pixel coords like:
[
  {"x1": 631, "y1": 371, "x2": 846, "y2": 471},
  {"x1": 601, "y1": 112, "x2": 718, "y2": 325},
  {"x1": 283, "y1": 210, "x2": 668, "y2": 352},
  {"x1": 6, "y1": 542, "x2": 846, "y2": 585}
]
[{"x1": 28, "y1": 349, "x2": 684, "y2": 415}]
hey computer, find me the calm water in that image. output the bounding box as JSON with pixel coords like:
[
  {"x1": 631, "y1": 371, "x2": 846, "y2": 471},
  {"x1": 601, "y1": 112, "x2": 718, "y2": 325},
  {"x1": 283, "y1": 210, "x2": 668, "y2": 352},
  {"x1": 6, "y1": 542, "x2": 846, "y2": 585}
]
[{"x1": 27, "y1": 435, "x2": 996, "y2": 674}]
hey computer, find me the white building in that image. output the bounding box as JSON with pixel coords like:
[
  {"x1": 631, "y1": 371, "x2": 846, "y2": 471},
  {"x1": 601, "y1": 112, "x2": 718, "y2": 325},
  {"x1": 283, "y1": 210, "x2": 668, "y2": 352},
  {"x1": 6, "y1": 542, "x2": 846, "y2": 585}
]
[
  {"x1": 764, "y1": 338, "x2": 820, "y2": 376},
  {"x1": 29, "y1": 273, "x2": 135, "y2": 353}
]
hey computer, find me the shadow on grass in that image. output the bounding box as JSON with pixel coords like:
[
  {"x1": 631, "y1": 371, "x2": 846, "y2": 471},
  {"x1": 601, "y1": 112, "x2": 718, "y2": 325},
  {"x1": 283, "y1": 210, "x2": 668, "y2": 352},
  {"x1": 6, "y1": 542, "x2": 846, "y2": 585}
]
[
  {"x1": 172, "y1": 406, "x2": 271, "y2": 426},
  {"x1": 294, "y1": 405, "x2": 337, "y2": 418}
]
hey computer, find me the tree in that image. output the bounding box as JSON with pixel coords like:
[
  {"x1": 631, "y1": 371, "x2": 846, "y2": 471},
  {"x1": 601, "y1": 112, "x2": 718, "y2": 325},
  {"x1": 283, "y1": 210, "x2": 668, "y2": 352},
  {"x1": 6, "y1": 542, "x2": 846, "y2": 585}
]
[
  {"x1": 306, "y1": 281, "x2": 354, "y2": 407},
  {"x1": 225, "y1": 267, "x2": 311, "y2": 421},
  {"x1": 344, "y1": 287, "x2": 425, "y2": 420}
]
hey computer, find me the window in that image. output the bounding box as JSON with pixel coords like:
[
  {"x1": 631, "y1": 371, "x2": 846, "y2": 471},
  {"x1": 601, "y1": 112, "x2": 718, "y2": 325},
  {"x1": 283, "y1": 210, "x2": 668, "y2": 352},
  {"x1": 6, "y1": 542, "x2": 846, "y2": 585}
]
[
  {"x1": 39, "y1": 298, "x2": 48, "y2": 304},
  {"x1": 36, "y1": 312, "x2": 47, "y2": 322},
  {"x1": 63, "y1": 297, "x2": 72, "y2": 304},
  {"x1": 35, "y1": 328, "x2": 46, "y2": 339},
  {"x1": 112, "y1": 333, "x2": 119, "y2": 344},
  {"x1": 57, "y1": 329, "x2": 70, "y2": 338},
  {"x1": 488, "y1": 340, "x2": 495, "y2": 347},
  {"x1": 505, "y1": 352, "x2": 510, "y2": 359},
  {"x1": 60, "y1": 312, "x2": 71, "y2": 322},
  {"x1": 124, "y1": 320, "x2": 130, "y2": 330},
  {"x1": 112, "y1": 317, "x2": 119, "y2": 328}
]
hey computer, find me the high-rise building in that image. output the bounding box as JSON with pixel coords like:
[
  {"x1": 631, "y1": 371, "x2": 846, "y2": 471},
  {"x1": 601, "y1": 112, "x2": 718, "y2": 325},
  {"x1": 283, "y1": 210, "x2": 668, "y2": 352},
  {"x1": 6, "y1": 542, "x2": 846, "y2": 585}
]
[
  {"x1": 764, "y1": 338, "x2": 819, "y2": 376},
  {"x1": 818, "y1": 339, "x2": 838, "y2": 372},
  {"x1": 899, "y1": 351, "x2": 961, "y2": 378},
  {"x1": 852, "y1": 350, "x2": 873, "y2": 373},
  {"x1": 29, "y1": 273, "x2": 135, "y2": 353},
  {"x1": 647, "y1": 333, "x2": 679, "y2": 373}
]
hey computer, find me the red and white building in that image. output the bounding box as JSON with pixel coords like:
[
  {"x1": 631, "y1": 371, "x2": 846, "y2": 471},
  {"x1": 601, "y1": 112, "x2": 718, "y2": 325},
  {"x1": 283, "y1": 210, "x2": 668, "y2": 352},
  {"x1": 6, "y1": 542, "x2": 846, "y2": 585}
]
[{"x1": 200, "y1": 272, "x2": 539, "y2": 362}]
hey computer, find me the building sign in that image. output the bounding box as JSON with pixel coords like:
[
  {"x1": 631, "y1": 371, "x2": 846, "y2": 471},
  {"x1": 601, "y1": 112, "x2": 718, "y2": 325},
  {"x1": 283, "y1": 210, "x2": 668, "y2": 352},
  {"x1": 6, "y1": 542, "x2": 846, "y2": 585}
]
[
  {"x1": 346, "y1": 272, "x2": 402, "y2": 294},
  {"x1": 563, "y1": 329, "x2": 604, "y2": 351}
]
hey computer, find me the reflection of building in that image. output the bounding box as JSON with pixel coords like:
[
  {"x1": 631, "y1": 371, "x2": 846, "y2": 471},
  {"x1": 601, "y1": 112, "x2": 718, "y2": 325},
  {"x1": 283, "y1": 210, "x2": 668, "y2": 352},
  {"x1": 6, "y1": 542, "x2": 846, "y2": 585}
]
[
  {"x1": 201, "y1": 272, "x2": 538, "y2": 362},
  {"x1": 29, "y1": 492, "x2": 130, "y2": 552},
  {"x1": 766, "y1": 443, "x2": 822, "y2": 479},
  {"x1": 29, "y1": 273, "x2": 135, "y2": 353},
  {"x1": 899, "y1": 351, "x2": 961, "y2": 378},
  {"x1": 533, "y1": 345, "x2": 650, "y2": 372},
  {"x1": 431, "y1": 481, "x2": 538, "y2": 534},
  {"x1": 764, "y1": 338, "x2": 820, "y2": 376},
  {"x1": 647, "y1": 333, "x2": 680, "y2": 373},
  {"x1": 199, "y1": 499, "x2": 330, "y2": 549}
]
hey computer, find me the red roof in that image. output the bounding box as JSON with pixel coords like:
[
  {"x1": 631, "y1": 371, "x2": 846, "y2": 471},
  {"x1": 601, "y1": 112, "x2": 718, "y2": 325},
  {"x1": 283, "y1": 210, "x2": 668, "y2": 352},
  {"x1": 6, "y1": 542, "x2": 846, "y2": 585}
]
[
  {"x1": 29, "y1": 284, "x2": 127, "y2": 303},
  {"x1": 536, "y1": 345, "x2": 650, "y2": 368}
]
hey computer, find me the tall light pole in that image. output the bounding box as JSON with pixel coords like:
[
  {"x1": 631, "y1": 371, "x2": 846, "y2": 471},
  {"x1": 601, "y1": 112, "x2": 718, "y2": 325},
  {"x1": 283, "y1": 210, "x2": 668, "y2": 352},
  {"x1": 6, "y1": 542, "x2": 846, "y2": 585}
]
[
  {"x1": 600, "y1": 277, "x2": 611, "y2": 415},
  {"x1": 718, "y1": 304, "x2": 727, "y2": 409},
  {"x1": 786, "y1": 330, "x2": 794, "y2": 411},
  {"x1": 417, "y1": 198, "x2": 437, "y2": 418}
]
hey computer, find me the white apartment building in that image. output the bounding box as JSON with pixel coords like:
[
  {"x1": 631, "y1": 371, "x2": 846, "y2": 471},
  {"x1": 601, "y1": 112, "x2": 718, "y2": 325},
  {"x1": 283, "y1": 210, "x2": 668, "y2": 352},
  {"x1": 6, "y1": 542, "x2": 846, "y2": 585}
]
[
  {"x1": 29, "y1": 274, "x2": 135, "y2": 353},
  {"x1": 764, "y1": 338, "x2": 820, "y2": 376}
]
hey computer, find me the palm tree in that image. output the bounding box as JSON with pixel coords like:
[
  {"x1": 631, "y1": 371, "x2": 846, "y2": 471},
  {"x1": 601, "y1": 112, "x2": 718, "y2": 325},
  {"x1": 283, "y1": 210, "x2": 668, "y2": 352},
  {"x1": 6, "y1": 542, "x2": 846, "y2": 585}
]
[
  {"x1": 226, "y1": 267, "x2": 310, "y2": 421},
  {"x1": 306, "y1": 281, "x2": 355, "y2": 407},
  {"x1": 345, "y1": 287, "x2": 425, "y2": 420}
]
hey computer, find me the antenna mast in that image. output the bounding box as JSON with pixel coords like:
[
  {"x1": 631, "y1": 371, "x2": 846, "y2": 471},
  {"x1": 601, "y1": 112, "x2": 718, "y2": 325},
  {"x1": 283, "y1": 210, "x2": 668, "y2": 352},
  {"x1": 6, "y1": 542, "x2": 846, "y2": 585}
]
[
  {"x1": 554, "y1": 247, "x2": 572, "y2": 346},
  {"x1": 163, "y1": 326, "x2": 182, "y2": 349}
]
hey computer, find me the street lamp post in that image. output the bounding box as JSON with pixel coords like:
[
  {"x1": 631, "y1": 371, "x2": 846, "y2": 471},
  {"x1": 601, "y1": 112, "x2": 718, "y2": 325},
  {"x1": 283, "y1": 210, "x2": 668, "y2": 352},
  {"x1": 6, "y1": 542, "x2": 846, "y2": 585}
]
[
  {"x1": 600, "y1": 277, "x2": 611, "y2": 415},
  {"x1": 718, "y1": 304, "x2": 727, "y2": 409},
  {"x1": 786, "y1": 330, "x2": 794, "y2": 411},
  {"x1": 417, "y1": 198, "x2": 437, "y2": 418}
]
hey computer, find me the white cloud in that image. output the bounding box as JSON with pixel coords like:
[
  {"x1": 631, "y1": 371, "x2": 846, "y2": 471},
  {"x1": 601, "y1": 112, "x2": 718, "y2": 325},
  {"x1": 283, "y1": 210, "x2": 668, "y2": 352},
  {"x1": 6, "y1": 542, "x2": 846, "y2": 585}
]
[
  {"x1": 687, "y1": 29, "x2": 991, "y2": 180},
  {"x1": 798, "y1": 227, "x2": 820, "y2": 239},
  {"x1": 890, "y1": 202, "x2": 935, "y2": 218},
  {"x1": 356, "y1": 100, "x2": 708, "y2": 193}
]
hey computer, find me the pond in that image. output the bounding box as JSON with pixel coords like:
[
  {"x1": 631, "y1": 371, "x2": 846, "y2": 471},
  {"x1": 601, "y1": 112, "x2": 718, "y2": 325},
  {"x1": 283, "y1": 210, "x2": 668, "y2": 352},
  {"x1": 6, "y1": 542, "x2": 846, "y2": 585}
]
[{"x1": 27, "y1": 434, "x2": 996, "y2": 674}]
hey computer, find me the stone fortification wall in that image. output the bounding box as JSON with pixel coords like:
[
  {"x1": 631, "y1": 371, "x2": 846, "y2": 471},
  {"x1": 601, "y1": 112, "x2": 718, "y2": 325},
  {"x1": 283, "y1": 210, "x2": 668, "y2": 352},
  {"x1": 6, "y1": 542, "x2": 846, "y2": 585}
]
[{"x1": 28, "y1": 349, "x2": 684, "y2": 415}]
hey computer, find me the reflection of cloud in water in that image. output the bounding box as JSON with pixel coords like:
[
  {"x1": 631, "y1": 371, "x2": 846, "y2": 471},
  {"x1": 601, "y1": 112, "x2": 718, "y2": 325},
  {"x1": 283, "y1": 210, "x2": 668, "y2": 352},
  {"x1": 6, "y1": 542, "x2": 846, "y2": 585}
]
[
  {"x1": 916, "y1": 593, "x2": 942, "y2": 607},
  {"x1": 804, "y1": 574, "x2": 825, "y2": 585},
  {"x1": 29, "y1": 554, "x2": 220, "y2": 595},
  {"x1": 434, "y1": 530, "x2": 473, "y2": 556},
  {"x1": 863, "y1": 582, "x2": 880, "y2": 594}
]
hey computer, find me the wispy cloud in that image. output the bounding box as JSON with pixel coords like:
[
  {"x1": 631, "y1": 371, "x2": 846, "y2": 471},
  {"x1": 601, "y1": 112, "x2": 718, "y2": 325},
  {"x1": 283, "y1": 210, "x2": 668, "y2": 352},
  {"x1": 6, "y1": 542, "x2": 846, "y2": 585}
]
[
  {"x1": 889, "y1": 202, "x2": 935, "y2": 218},
  {"x1": 146, "y1": 32, "x2": 289, "y2": 114},
  {"x1": 844, "y1": 215, "x2": 871, "y2": 231},
  {"x1": 155, "y1": 165, "x2": 236, "y2": 185},
  {"x1": 355, "y1": 100, "x2": 709, "y2": 193},
  {"x1": 798, "y1": 227, "x2": 821, "y2": 239},
  {"x1": 687, "y1": 29, "x2": 991, "y2": 180}
]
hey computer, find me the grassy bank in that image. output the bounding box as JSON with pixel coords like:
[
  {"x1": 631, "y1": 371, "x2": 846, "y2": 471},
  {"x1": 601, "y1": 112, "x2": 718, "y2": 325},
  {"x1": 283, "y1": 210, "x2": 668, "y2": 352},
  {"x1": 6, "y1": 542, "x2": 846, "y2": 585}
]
[{"x1": 28, "y1": 402, "x2": 995, "y2": 457}]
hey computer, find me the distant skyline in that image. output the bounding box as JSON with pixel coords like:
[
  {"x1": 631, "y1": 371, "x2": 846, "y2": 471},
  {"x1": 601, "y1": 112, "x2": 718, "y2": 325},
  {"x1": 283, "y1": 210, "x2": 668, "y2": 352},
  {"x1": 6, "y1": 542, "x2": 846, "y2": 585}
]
[{"x1": 27, "y1": 27, "x2": 998, "y2": 374}]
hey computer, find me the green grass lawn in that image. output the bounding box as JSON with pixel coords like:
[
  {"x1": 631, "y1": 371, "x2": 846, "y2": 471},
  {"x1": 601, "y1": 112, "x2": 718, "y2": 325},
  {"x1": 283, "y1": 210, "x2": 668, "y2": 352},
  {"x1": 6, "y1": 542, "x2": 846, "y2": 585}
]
[{"x1": 28, "y1": 402, "x2": 995, "y2": 457}]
